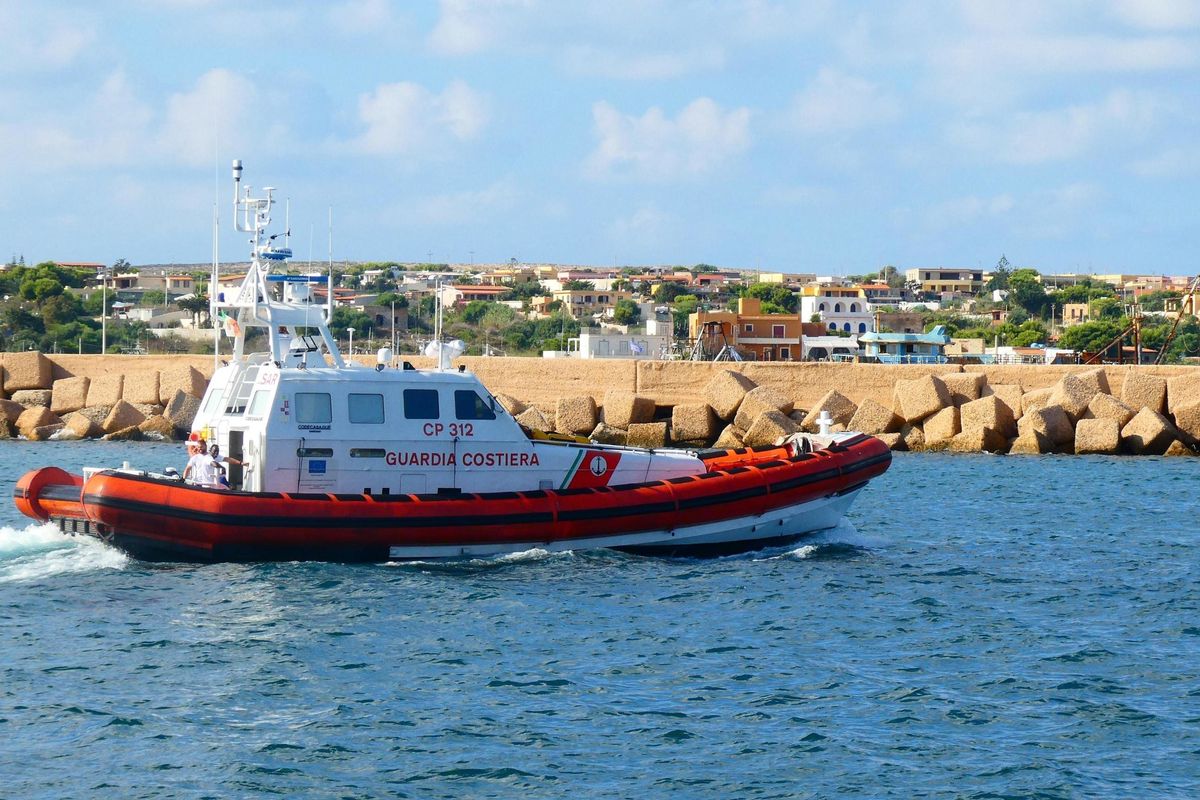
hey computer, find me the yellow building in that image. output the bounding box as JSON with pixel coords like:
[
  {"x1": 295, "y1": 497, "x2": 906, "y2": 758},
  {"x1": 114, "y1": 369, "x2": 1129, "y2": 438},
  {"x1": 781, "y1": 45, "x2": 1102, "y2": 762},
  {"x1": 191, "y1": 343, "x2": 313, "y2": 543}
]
[
  {"x1": 688, "y1": 297, "x2": 804, "y2": 361},
  {"x1": 904, "y1": 267, "x2": 983, "y2": 295}
]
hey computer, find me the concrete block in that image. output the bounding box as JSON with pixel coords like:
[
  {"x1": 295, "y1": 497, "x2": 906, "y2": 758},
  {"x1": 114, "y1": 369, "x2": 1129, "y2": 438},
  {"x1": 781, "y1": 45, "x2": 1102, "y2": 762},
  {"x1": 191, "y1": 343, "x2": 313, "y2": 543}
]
[
  {"x1": 3, "y1": 351, "x2": 52, "y2": 392},
  {"x1": 16, "y1": 406, "x2": 62, "y2": 438},
  {"x1": 123, "y1": 371, "x2": 161, "y2": 406},
  {"x1": 164, "y1": 390, "x2": 202, "y2": 433},
  {"x1": 1075, "y1": 367, "x2": 1111, "y2": 396},
  {"x1": 743, "y1": 410, "x2": 799, "y2": 447},
  {"x1": 799, "y1": 389, "x2": 856, "y2": 432},
  {"x1": 138, "y1": 415, "x2": 177, "y2": 440},
  {"x1": 1120, "y1": 372, "x2": 1166, "y2": 414},
  {"x1": 876, "y1": 432, "x2": 904, "y2": 451},
  {"x1": 74, "y1": 405, "x2": 113, "y2": 428},
  {"x1": 847, "y1": 398, "x2": 901, "y2": 435},
  {"x1": 627, "y1": 421, "x2": 668, "y2": 449},
  {"x1": 1018, "y1": 405, "x2": 1074, "y2": 447},
  {"x1": 589, "y1": 423, "x2": 628, "y2": 446},
  {"x1": 0, "y1": 398, "x2": 25, "y2": 424},
  {"x1": 1172, "y1": 400, "x2": 1200, "y2": 442},
  {"x1": 892, "y1": 375, "x2": 952, "y2": 424},
  {"x1": 982, "y1": 383, "x2": 1023, "y2": 419},
  {"x1": 671, "y1": 403, "x2": 718, "y2": 443},
  {"x1": 102, "y1": 400, "x2": 147, "y2": 434},
  {"x1": 131, "y1": 403, "x2": 165, "y2": 418},
  {"x1": 960, "y1": 395, "x2": 1017, "y2": 439},
  {"x1": 63, "y1": 412, "x2": 101, "y2": 439},
  {"x1": 556, "y1": 395, "x2": 598, "y2": 435},
  {"x1": 494, "y1": 393, "x2": 527, "y2": 417},
  {"x1": 50, "y1": 376, "x2": 91, "y2": 415},
  {"x1": 29, "y1": 423, "x2": 65, "y2": 441},
  {"x1": 1074, "y1": 418, "x2": 1120, "y2": 455},
  {"x1": 735, "y1": 386, "x2": 796, "y2": 431},
  {"x1": 10, "y1": 389, "x2": 52, "y2": 408},
  {"x1": 713, "y1": 425, "x2": 745, "y2": 449},
  {"x1": 103, "y1": 425, "x2": 145, "y2": 442},
  {"x1": 0, "y1": 420, "x2": 11, "y2": 439},
  {"x1": 703, "y1": 370, "x2": 758, "y2": 421},
  {"x1": 950, "y1": 426, "x2": 1008, "y2": 453},
  {"x1": 86, "y1": 374, "x2": 124, "y2": 407},
  {"x1": 899, "y1": 423, "x2": 925, "y2": 452},
  {"x1": 158, "y1": 364, "x2": 207, "y2": 406},
  {"x1": 922, "y1": 406, "x2": 960, "y2": 446},
  {"x1": 515, "y1": 406, "x2": 551, "y2": 432},
  {"x1": 602, "y1": 390, "x2": 656, "y2": 429},
  {"x1": 1121, "y1": 407, "x2": 1177, "y2": 455},
  {"x1": 1022, "y1": 388, "x2": 1052, "y2": 415},
  {"x1": 1164, "y1": 440, "x2": 1197, "y2": 456},
  {"x1": 1083, "y1": 393, "x2": 1135, "y2": 429},
  {"x1": 1048, "y1": 374, "x2": 1095, "y2": 421},
  {"x1": 941, "y1": 372, "x2": 986, "y2": 406},
  {"x1": 1008, "y1": 429, "x2": 1055, "y2": 455},
  {"x1": 1167, "y1": 373, "x2": 1200, "y2": 416}
]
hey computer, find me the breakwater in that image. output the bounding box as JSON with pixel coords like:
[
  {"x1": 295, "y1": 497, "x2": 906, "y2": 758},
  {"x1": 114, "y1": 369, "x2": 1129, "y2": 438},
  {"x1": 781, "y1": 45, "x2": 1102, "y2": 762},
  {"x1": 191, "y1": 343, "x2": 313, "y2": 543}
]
[{"x1": 1, "y1": 351, "x2": 1197, "y2": 455}]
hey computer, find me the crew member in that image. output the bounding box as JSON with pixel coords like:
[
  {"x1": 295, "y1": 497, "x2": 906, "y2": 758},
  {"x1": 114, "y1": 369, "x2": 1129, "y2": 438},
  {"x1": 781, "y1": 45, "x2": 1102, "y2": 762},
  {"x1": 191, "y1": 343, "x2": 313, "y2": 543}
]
[{"x1": 182, "y1": 436, "x2": 220, "y2": 488}]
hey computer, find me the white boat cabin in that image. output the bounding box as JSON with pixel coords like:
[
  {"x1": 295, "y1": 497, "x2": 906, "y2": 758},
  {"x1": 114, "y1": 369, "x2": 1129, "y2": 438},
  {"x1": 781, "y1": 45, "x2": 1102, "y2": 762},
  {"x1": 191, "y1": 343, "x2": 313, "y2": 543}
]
[{"x1": 192, "y1": 358, "x2": 704, "y2": 495}]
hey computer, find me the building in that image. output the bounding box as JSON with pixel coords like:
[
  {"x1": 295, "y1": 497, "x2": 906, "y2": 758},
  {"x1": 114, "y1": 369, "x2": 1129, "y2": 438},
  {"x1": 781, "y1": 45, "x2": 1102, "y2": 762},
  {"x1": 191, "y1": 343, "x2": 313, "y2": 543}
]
[
  {"x1": 859, "y1": 326, "x2": 951, "y2": 363},
  {"x1": 537, "y1": 288, "x2": 635, "y2": 320},
  {"x1": 905, "y1": 267, "x2": 984, "y2": 296},
  {"x1": 439, "y1": 284, "x2": 510, "y2": 307},
  {"x1": 688, "y1": 297, "x2": 803, "y2": 361},
  {"x1": 797, "y1": 285, "x2": 873, "y2": 334},
  {"x1": 565, "y1": 319, "x2": 673, "y2": 360},
  {"x1": 1062, "y1": 303, "x2": 1090, "y2": 327}
]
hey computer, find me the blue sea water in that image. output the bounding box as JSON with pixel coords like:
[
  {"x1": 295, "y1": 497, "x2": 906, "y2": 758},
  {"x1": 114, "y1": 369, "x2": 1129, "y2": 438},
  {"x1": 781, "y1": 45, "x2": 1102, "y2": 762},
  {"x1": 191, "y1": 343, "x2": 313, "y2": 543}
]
[{"x1": 0, "y1": 440, "x2": 1196, "y2": 799}]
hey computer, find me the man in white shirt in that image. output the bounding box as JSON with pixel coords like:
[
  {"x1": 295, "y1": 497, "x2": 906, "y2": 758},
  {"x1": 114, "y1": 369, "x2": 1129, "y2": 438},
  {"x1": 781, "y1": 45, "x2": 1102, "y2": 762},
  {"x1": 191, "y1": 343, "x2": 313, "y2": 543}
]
[{"x1": 183, "y1": 438, "x2": 221, "y2": 488}]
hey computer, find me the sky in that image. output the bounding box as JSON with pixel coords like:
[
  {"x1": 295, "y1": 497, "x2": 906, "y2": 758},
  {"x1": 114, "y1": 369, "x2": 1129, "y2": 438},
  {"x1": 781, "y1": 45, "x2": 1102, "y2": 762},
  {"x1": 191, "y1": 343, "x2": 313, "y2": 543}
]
[{"x1": 1, "y1": 0, "x2": 1198, "y2": 275}]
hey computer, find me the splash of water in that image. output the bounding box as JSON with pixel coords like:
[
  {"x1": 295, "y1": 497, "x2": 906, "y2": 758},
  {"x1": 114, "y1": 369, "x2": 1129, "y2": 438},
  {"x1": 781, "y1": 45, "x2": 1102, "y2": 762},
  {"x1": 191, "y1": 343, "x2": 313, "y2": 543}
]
[{"x1": 0, "y1": 523, "x2": 127, "y2": 583}]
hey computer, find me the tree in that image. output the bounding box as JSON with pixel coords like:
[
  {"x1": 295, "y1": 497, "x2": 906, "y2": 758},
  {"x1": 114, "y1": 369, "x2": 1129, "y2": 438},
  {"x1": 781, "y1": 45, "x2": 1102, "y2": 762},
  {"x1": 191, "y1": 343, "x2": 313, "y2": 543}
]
[
  {"x1": 879, "y1": 265, "x2": 904, "y2": 289},
  {"x1": 177, "y1": 293, "x2": 211, "y2": 327},
  {"x1": 562, "y1": 279, "x2": 594, "y2": 290},
  {"x1": 612, "y1": 299, "x2": 640, "y2": 325},
  {"x1": 985, "y1": 255, "x2": 1011, "y2": 292},
  {"x1": 1008, "y1": 268, "x2": 1049, "y2": 317},
  {"x1": 744, "y1": 282, "x2": 798, "y2": 312},
  {"x1": 653, "y1": 282, "x2": 689, "y2": 303},
  {"x1": 1058, "y1": 319, "x2": 1125, "y2": 354}
]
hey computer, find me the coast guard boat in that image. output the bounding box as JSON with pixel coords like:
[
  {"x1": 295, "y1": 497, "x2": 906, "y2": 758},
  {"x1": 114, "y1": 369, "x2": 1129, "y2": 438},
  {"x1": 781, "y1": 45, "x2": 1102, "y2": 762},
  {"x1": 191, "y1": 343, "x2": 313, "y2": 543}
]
[{"x1": 14, "y1": 163, "x2": 890, "y2": 562}]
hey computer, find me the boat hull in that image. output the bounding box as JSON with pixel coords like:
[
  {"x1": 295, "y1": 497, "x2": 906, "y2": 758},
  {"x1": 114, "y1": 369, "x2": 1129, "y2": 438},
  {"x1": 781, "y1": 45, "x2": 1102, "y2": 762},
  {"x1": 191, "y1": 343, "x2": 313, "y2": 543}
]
[{"x1": 14, "y1": 435, "x2": 890, "y2": 562}]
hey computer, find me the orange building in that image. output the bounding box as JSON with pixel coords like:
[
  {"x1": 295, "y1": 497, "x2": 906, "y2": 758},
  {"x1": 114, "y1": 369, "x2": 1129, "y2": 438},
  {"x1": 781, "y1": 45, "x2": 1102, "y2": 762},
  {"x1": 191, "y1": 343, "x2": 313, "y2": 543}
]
[{"x1": 688, "y1": 297, "x2": 804, "y2": 361}]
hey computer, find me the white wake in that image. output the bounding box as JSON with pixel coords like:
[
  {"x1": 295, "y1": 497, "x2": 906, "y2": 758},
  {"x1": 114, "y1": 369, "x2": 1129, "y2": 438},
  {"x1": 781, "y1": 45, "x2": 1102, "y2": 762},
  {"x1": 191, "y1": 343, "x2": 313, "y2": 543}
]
[{"x1": 0, "y1": 523, "x2": 127, "y2": 583}]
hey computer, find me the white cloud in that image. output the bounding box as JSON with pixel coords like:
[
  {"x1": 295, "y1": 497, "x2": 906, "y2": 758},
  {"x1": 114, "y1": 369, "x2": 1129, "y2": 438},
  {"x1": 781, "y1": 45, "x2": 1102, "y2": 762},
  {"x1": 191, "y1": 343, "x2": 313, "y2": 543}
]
[
  {"x1": 947, "y1": 89, "x2": 1164, "y2": 164},
  {"x1": 351, "y1": 80, "x2": 487, "y2": 157},
  {"x1": 584, "y1": 98, "x2": 751, "y2": 181},
  {"x1": 429, "y1": 0, "x2": 533, "y2": 55},
  {"x1": 328, "y1": 0, "x2": 408, "y2": 37},
  {"x1": 0, "y1": 3, "x2": 97, "y2": 73},
  {"x1": 1109, "y1": 0, "x2": 1200, "y2": 30},
  {"x1": 787, "y1": 68, "x2": 900, "y2": 134},
  {"x1": 159, "y1": 69, "x2": 261, "y2": 166}
]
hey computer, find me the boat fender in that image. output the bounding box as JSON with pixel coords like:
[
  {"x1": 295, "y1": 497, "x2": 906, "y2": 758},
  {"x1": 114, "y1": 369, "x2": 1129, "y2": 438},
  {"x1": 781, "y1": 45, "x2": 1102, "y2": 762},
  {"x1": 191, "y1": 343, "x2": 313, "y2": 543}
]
[{"x1": 14, "y1": 467, "x2": 82, "y2": 522}]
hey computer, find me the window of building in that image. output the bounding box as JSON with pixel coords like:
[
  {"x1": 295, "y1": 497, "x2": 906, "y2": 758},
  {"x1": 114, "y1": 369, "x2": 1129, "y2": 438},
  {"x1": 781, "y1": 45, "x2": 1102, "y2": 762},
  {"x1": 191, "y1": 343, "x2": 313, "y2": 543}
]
[
  {"x1": 828, "y1": 323, "x2": 837, "y2": 330},
  {"x1": 744, "y1": 323, "x2": 754, "y2": 333},
  {"x1": 296, "y1": 392, "x2": 332, "y2": 424},
  {"x1": 843, "y1": 322, "x2": 851, "y2": 332},
  {"x1": 818, "y1": 302, "x2": 826, "y2": 311},
  {"x1": 850, "y1": 303, "x2": 858, "y2": 312},
  {"x1": 858, "y1": 323, "x2": 867, "y2": 333},
  {"x1": 455, "y1": 390, "x2": 496, "y2": 421},
  {"x1": 403, "y1": 389, "x2": 439, "y2": 419},
  {"x1": 772, "y1": 324, "x2": 785, "y2": 338},
  {"x1": 348, "y1": 393, "x2": 384, "y2": 424},
  {"x1": 780, "y1": 347, "x2": 791, "y2": 360},
  {"x1": 834, "y1": 303, "x2": 842, "y2": 313}
]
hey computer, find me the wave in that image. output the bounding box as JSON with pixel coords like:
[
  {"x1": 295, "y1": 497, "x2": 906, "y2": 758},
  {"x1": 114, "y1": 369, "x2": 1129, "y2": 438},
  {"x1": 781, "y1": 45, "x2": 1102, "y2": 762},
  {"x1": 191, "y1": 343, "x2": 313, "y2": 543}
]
[{"x1": 0, "y1": 522, "x2": 127, "y2": 582}]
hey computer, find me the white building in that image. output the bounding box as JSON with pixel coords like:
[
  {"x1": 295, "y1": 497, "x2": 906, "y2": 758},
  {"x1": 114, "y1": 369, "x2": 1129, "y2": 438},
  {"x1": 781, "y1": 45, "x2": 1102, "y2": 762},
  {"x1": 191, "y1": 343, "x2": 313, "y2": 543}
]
[
  {"x1": 798, "y1": 295, "x2": 874, "y2": 335},
  {"x1": 562, "y1": 319, "x2": 673, "y2": 360}
]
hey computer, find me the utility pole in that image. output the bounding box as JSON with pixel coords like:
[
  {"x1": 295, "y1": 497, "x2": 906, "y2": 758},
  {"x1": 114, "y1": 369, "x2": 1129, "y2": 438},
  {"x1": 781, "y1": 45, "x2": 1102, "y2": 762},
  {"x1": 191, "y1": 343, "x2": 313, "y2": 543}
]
[{"x1": 101, "y1": 266, "x2": 108, "y2": 353}]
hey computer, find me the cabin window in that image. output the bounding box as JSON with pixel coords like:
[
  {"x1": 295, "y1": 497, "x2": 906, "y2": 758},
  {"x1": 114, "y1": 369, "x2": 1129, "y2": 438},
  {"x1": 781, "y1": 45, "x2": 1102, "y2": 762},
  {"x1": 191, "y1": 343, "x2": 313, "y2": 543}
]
[
  {"x1": 404, "y1": 389, "x2": 440, "y2": 419},
  {"x1": 350, "y1": 448, "x2": 386, "y2": 458},
  {"x1": 201, "y1": 389, "x2": 222, "y2": 415},
  {"x1": 246, "y1": 390, "x2": 271, "y2": 418},
  {"x1": 455, "y1": 390, "x2": 496, "y2": 421},
  {"x1": 348, "y1": 393, "x2": 384, "y2": 424},
  {"x1": 296, "y1": 447, "x2": 333, "y2": 457},
  {"x1": 296, "y1": 392, "x2": 332, "y2": 424}
]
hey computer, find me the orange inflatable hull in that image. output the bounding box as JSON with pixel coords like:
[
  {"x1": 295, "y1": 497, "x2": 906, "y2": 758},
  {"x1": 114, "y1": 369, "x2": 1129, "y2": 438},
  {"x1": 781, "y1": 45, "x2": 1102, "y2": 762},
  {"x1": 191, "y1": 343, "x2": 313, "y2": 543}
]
[{"x1": 14, "y1": 436, "x2": 891, "y2": 562}]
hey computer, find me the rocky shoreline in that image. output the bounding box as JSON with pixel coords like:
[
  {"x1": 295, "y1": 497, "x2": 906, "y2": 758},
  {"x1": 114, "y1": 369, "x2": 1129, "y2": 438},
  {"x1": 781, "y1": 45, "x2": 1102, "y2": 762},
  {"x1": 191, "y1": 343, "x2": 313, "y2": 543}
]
[{"x1": 1, "y1": 350, "x2": 1197, "y2": 456}]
